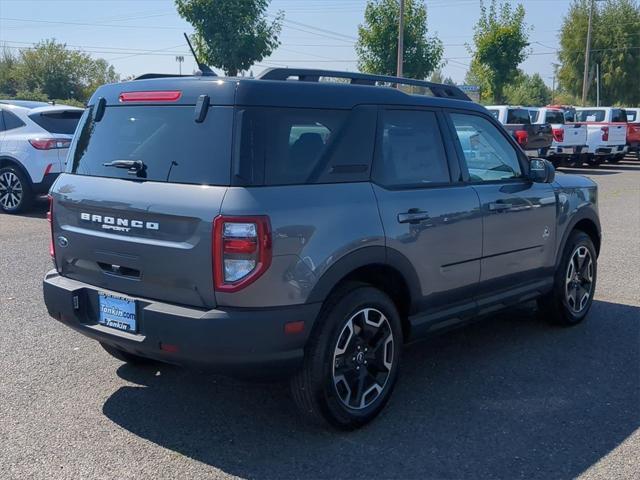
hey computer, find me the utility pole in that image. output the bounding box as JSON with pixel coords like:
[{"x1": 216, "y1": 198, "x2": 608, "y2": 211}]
[
  {"x1": 596, "y1": 63, "x2": 600, "y2": 107},
  {"x1": 397, "y1": 0, "x2": 405, "y2": 77},
  {"x1": 581, "y1": 0, "x2": 595, "y2": 106},
  {"x1": 175, "y1": 55, "x2": 184, "y2": 75},
  {"x1": 552, "y1": 75, "x2": 556, "y2": 105}
]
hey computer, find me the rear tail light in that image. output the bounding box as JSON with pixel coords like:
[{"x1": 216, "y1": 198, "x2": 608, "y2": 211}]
[
  {"x1": 29, "y1": 138, "x2": 71, "y2": 150},
  {"x1": 514, "y1": 130, "x2": 528, "y2": 146},
  {"x1": 47, "y1": 195, "x2": 55, "y2": 260},
  {"x1": 552, "y1": 128, "x2": 564, "y2": 142},
  {"x1": 601, "y1": 126, "x2": 609, "y2": 141},
  {"x1": 213, "y1": 216, "x2": 272, "y2": 292}
]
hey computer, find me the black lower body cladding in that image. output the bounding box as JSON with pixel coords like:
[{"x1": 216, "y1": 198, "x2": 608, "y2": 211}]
[{"x1": 42, "y1": 270, "x2": 321, "y2": 376}]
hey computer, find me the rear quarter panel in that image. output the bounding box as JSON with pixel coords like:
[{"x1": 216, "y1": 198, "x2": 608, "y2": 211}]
[{"x1": 217, "y1": 183, "x2": 385, "y2": 307}]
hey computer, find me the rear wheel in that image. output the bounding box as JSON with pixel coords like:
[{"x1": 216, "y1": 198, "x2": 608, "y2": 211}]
[
  {"x1": 100, "y1": 342, "x2": 155, "y2": 365},
  {"x1": 290, "y1": 284, "x2": 402, "y2": 429},
  {"x1": 538, "y1": 231, "x2": 597, "y2": 326},
  {"x1": 0, "y1": 166, "x2": 33, "y2": 214}
]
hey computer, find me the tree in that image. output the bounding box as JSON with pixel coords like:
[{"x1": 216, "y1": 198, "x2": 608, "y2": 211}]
[
  {"x1": 0, "y1": 40, "x2": 118, "y2": 103},
  {"x1": 468, "y1": 0, "x2": 529, "y2": 103},
  {"x1": 558, "y1": 0, "x2": 640, "y2": 106},
  {"x1": 430, "y1": 69, "x2": 456, "y2": 85},
  {"x1": 175, "y1": 0, "x2": 283, "y2": 76},
  {"x1": 504, "y1": 72, "x2": 551, "y2": 106},
  {"x1": 13, "y1": 40, "x2": 119, "y2": 102},
  {"x1": 356, "y1": 0, "x2": 443, "y2": 79}
]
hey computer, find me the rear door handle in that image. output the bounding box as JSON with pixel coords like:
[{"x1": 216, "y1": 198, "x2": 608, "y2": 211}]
[
  {"x1": 397, "y1": 210, "x2": 430, "y2": 224},
  {"x1": 488, "y1": 202, "x2": 513, "y2": 211}
]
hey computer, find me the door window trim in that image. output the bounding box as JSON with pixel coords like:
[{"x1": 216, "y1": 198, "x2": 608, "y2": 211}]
[
  {"x1": 371, "y1": 106, "x2": 461, "y2": 191},
  {"x1": 442, "y1": 108, "x2": 531, "y2": 185}
]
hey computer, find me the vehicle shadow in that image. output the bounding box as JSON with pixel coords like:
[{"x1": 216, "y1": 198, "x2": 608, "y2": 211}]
[
  {"x1": 102, "y1": 300, "x2": 640, "y2": 480},
  {"x1": 0, "y1": 196, "x2": 49, "y2": 219}
]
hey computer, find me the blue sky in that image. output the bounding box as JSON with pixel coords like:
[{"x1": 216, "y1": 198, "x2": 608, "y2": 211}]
[{"x1": 0, "y1": 0, "x2": 574, "y2": 85}]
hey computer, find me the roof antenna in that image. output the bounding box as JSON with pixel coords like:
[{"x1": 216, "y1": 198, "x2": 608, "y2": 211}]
[{"x1": 183, "y1": 32, "x2": 216, "y2": 77}]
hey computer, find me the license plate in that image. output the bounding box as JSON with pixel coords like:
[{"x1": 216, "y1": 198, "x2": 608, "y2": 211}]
[
  {"x1": 525, "y1": 150, "x2": 538, "y2": 157},
  {"x1": 98, "y1": 293, "x2": 137, "y2": 333}
]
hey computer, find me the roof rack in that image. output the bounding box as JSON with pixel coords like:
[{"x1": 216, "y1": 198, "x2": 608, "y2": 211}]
[{"x1": 257, "y1": 68, "x2": 472, "y2": 102}]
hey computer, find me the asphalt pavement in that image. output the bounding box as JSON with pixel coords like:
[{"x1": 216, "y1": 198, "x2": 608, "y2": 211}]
[{"x1": 1, "y1": 159, "x2": 638, "y2": 480}]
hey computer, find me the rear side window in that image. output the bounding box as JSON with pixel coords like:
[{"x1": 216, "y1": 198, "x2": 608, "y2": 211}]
[
  {"x1": 576, "y1": 109, "x2": 605, "y2": 122},
  {"x1": 611, "y1": 109, "x2": 627, "y2": 123},
  {"x1": 487, "y1": 109, "x2": 499, "y2": 120},
  {"x1": 373, "y1": 109, "x2": 450, "y2": 187},
  {"x1": 68, "y1": 105, "x2": 232, "y2": 185},
  {"x1": 546, "y1": 111, "x2": 565, "y2": 124},
  {"x1": 2, "y1": 110, "x2": 26, "y2": 131},
  {"x1": 506, "y1": 109, "x2": 531, "y2": 124},
  {"x1": 29, "y1": 110, "x2": 83, "y2": 134},
  {"x1": 628, "y1": 111, "x2": 638, "y2": 122},
  {"x1": 528, "y1": 110, "x2": 539, "y2": 122},
  {"x1": 235, "y1": 106, "x2": 376, "y2": 186}
]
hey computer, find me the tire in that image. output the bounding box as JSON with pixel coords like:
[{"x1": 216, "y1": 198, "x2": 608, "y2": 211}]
[
  {"x1": 100, "y1": 342, "x2": 155, "y2": 365},
  {"x1": 538, "y1": 230, "x2": 597, "y2": 326},
  {"x1": 587, "y1": 156, "x2": 603, "y2": 167},
  {"x1": 290, "y1": 284, "x2": 403, "y2": 430},
  {"x1": 607, "y1": 154, "x2": 623, "y2": 163},
  {"x1": 0, "y1": 166, "x2": 33, "y2": 214}
]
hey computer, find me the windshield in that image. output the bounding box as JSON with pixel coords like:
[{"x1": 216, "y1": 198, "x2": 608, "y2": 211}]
[{"x1": 67, "y1": 105, "x2": 232, "y2": 185}]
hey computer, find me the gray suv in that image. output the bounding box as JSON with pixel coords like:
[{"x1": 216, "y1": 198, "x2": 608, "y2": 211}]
[{"x1": 43, "y1": 68, "x2": 601, "y2": 429}]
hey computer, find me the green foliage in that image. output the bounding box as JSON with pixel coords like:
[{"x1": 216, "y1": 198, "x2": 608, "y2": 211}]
[
  {"x1": 558, "y1": 0, "x2": 640, "y2": 106},
  {"x1": 504, "y1": 72, "x2": 551, "y2": 106},
  {"x1": 356, "y1": 0, "x2": 443, "y2": 79},
  {"x1": 0, "y1": 40, "x2": 119, "y2": 103},
  {"x1": 468, "y1": 0, "x2": 529, "y2": 103},
  {"x1": 430, "y1": 69, "x2": 456, "y2": 85},
  {"x1": 175, "y1": 0, "x2": 283, "y2": 76}
]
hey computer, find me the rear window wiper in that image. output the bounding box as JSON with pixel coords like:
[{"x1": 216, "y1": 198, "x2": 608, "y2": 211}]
[{"x1": 102, "y1": 160, "x2": 147, "y2": 178}]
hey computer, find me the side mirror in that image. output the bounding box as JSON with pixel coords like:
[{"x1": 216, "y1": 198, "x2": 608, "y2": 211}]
[{"x1": 529, "y1": 158, "x2": 555, "y2": 183}]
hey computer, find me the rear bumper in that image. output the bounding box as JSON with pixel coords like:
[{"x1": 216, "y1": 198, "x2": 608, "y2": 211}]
[
  {"x1": 43, "y1": 270, "x2": 321, "y2": 377},
  {"x1": 548, "y1": 145, "x2": 586, "y2": 156},
  {"x1": 588, "y1": 145, "x2": 627, "y2": 155}
]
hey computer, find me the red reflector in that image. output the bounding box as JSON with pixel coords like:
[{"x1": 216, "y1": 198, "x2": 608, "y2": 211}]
[
  {"x1": 47, "y1": 195, "x2": 55, "y2": 259},
  {"x1": 159, "y1": 343, "x2": 179, "y2": 353},
  {"x1": 284, "y1": 321, "x2": 305, "y2": 335},
  {"x1": 223, "y1": 238, "x2": 257, "y2": 254},
  {"x1": 119, "y1": 90, "x2": 182, "y2": 103}
]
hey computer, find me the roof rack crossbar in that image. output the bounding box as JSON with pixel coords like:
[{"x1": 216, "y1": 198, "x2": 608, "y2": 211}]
[{"x1": 257, "y1": 68, "x2": 472, "y2": 101}]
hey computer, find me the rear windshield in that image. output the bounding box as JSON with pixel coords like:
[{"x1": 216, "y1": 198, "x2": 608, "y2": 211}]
[
  {"x1": 29, "y1": 110, "x2": 83, "y2": 134},
  {"x1": 506, "y1": 109, "x2": 531, "y2": 124},
  {"x1": 576, "y1": 109, "x2": 605, "y2": 122},
  {"x1": 67, "y1": 105, "x2": 232, "y2": 185},
  {"x1": 546, "y1": 110, "x2": 565, "y2": 124}
]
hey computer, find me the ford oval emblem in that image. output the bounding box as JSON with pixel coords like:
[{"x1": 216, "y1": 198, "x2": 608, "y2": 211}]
[{"x1": 57, "y1": 236, "x2": 69, "y2": 248}]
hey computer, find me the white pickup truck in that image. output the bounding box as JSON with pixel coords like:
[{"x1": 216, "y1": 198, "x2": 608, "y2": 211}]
[
  {"x1": 529, "y1": 107, "x2": 588, "y2": 167},
  {"x1": 575, "y1": 107, "x2": 628, "y2": 164}
]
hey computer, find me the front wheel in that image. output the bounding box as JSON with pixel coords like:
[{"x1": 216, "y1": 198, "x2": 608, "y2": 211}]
[
  {"x1": 538, "y1": 231, "x2": 597, "y2": 326},
  {"x1": 290, "y1": 285, "x2": 403, "y2": 429}
]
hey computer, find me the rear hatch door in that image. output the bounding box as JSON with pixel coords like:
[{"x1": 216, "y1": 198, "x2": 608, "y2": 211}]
[
  {"x1": 28, "y1": 107, "x2": 84, "y2": 171},
  {"x1": 51, "y1": 102, "x2": 233, "y2": 308}
]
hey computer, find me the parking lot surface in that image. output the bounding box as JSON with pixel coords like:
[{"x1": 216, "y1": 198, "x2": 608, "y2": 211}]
[{"x1": 1, "y1": 160, "x2": 638, "y2": 480}]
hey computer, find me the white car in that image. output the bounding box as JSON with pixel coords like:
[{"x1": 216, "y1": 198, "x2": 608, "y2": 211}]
[
  {"x1": 0, "y1": 100, "x2": 84, "y2": 213},
  {"x1": 574, "y1": 107, "x2": 628, "y2": 164},
  {"x1": 529, "y1": 107, "x2": 588, "y2": 167}
]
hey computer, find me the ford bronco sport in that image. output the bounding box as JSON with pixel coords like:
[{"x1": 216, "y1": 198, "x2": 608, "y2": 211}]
[{"x1": 43, "y1": 68, "x2": 601, "y2": 429}]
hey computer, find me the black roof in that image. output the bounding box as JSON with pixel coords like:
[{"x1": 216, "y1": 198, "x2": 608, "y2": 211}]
[{"x1": 90, "y1": 68, "x2": 487, "y2": 114}]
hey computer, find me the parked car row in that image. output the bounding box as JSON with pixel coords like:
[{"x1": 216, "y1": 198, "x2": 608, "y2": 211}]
[
  {"x1": 486, "y1": 104, "x2": 640, "y2": 168},
  {"x1": 0, "y1": 100, "x2": 83, "y2": 213}
]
